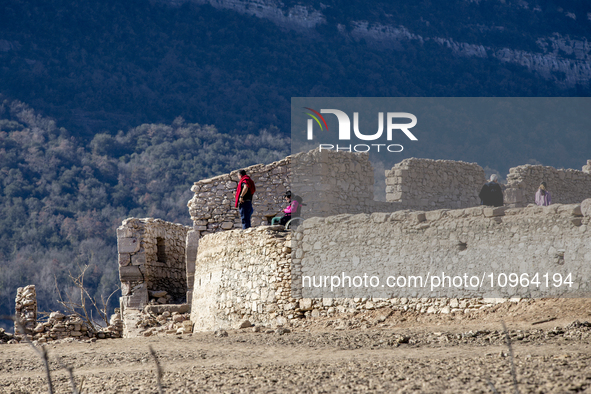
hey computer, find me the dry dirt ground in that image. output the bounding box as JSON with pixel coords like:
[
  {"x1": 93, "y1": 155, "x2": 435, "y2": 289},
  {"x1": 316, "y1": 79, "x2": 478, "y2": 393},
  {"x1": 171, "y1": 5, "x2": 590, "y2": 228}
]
[{"x1": 1, "y1": 299, "x2": 591, "y2": 393}]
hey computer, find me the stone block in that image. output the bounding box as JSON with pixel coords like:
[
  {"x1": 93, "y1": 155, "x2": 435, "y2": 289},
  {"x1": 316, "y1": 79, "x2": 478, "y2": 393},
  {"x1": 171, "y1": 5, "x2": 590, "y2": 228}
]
[
  {"x1": 412, "y1": 212, "x2": 426, "y2": 223},
  {"x1": 238, "y1": 320, "x2": 252, "y2": 329},
  {"x1": 131, "y1": 253, "x2": 146, "y2": 266},
  {"x1": 221, "y1": 222, "x2": 234, "y2": 230},
  {"x1": 118, "y1": 238, "x2": 140, "y2": 254},
  {"x1": 571, "y1": 205, "x2": 582, "y2": 216},
  {"x1": 119, "y1": 266, "x2": 144, "y2": 281},
  {"x1": 182, "y1": 320, "x2": 193, "y2": 333},
  {"x1": 121, "y1": 282, "x2": 131, "y2": 296},
  {"x1": 143, "y1": 304, "x2": 190, "y2": 314},
  {"x1": 483, "y1": 207, "x2": 506, "y2": 217},
  {"x1": 425, "y1": 210, "x2": 447, "y2": 221},
  {"x1": 116, "y1": 227, "x2": 133, "y2": 238},
  {"x1": 299, "y1": 298, "x2": 313, "y2": 311},
  {"x1": 120, "y1": 291, "x2": 148, "y2": 309},
  {"x1": 118, "y1": 253, "x2": 131, "y2": 266}
]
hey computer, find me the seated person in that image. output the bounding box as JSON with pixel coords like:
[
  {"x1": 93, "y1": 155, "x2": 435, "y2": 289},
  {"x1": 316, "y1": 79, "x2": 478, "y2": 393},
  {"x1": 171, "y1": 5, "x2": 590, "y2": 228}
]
[{"x1": 271, "y1": 191, "x2": 299, "y2": 226}]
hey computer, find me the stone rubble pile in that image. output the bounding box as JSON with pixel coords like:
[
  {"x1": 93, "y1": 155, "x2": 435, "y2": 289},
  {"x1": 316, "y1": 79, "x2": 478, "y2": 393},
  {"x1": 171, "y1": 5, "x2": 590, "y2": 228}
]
[
  {"x1": 137, "y1": 310, "x2": 193, "y2": 337},
  {"x1": 2, "y1": 285, "x2": 125, "y2": 345},
  {"x1": 0, "y1": 328, "x2": 14, "y2": 344},
  {"x1": 148, "y1": 290, "x2": 173, "y2": 305},
  {"x1": 28, "y1": 311, "x2": 123, "y2": 343}
]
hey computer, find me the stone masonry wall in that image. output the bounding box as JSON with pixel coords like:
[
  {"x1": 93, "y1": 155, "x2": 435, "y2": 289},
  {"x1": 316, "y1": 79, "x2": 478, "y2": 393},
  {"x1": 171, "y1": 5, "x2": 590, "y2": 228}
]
[
  {"x1": 505, "y1": 161, "x2": 591, "y2": 207},
  {"x1": 187, "y1": 149, "x2": 386, "y2": 237},
  {"x1": 190, "y1": 201, "x2": 591, "y2": 331},
  {"x1": 291, "y1": 149, "x2": 377, "y2": 217},
  {"x1": 187, "y1": 157, "x2": 291, "y2": 236},
  {"x1": 14, "y1": 285, "x2": 36, "y2": 336},
  {"x1": 117, "y1": 218, "x2": 191, "y2": 311},
  {"x1": 385, "y1": 158, "x2": 485, "y2": 209},
  {"x1": 292, "y1": 203, "x2": 591, "y2": 300},
  {"x1": 190, "y1": 227, "x2": 292, "y2": 331}
]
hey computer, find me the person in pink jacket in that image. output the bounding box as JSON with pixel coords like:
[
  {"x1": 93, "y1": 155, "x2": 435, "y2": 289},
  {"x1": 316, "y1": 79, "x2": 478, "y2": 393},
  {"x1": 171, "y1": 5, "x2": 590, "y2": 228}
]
[
  {"x1": 535, "y1": 182, "x2": 552, "y2": 206},
  {"x1": 272, "y1": 191, "x2": 300, "y2": 225}
]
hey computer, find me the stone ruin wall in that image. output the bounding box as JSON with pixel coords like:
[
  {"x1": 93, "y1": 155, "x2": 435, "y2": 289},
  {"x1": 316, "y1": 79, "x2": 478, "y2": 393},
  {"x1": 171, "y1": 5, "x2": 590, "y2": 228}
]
[
  {"x1": 117, "y1": 218, "x2": 190, "y2": 312},
  {"x1": 114, "y1": 150, "x2": 591, "y2": 334},
  {"x1": 187, "y1": 157, "x2": 291, "y2": 236},
  {"x1": 290, "y1": 149, "x2": 377, "y2": 216},
  {"x1": 385, "y1": 158, "x2": 485, "y2": 209},
  {"x1": 190, "y1": 201, "x2": 591, "y2": 332},
  {"x1": 14, "y1": 285, "x2": 37, "y2": 336},
  {"x1": 505, "y1": 160, "x2": 591, "y2": 207},
  {"x1": 186, "y1": 149, "x2": 381, "y2": 238},
  {"x1": 190, "y1": 227, "x2": 292, "y2": 331},
  {"x1": 292, "y1": 203, "x2": 591, "y2": 300},
  {"x1": 2, "y1": 284, "x2": 123, "y2": 344}
]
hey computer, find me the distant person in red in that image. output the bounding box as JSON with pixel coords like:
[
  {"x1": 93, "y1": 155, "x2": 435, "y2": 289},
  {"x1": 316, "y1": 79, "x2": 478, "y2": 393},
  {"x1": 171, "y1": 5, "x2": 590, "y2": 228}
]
[
  {"x1": 479, "y1": 174, "x2": 504, "y2": 207},
  {"x1": 235, "y1": 170, "x2": 256, "y2": 229},
  {"x1": 535, "y1": 182, "x2": 552, "y2": 206}
]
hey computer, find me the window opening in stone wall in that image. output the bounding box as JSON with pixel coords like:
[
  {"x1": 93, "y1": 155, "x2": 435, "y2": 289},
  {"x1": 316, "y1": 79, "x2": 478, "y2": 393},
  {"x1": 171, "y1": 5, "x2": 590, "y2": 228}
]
[{"x1": 157, "y1": 237, "x2": 167, "y2": 263}]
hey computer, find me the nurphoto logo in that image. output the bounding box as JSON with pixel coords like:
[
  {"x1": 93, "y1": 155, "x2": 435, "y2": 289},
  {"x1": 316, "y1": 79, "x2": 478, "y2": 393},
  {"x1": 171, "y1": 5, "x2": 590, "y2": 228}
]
[{"x1": 304, "y1": 107, "x2": 418, "y2": 153}]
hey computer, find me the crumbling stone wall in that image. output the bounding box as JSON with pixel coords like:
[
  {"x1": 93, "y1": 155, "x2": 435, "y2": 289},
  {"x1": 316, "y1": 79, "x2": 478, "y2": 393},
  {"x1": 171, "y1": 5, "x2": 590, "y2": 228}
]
[
  {"x1": 187, "y1": 150, "x2": 380, "y2": 238},
  {"x1": 190, "y1": 227, "x2": 292, "y2": 331},
  {"x1": 385, "y1": 158, "x2": 485, "y2": 209},
  {"x1": 292, "y1": 203, "x2": 590, "y2": 300},
  {"x1": 117, "y1": 218, "x2": 191, "y2": 311},
  {"x1": 5, "y1": 286, "x2": 123, "y2": 344},
  {"x1": 188, "y1": 157, "x2": 291, "y2": 236},
  {"x1": 14, "y1": 285, "x2": 37, "y2": 337},
  {"x1": 505, "y1": 161, "x2": 591, "y2": 207},
  {"x1": 31, "y1": 312, "x2": 123, "y2": 343},
  {"x1": 190, "y1": 202, "x2": 590, "y2": 331}
]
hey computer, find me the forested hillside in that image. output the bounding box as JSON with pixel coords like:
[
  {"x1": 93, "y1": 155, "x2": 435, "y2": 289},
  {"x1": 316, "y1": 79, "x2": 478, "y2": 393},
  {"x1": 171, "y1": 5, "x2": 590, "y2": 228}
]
[
  {"x1": 0, "y1": 98, "x2": 289, "y2": 328},
  {"x1": 1, "y1": 0, "x2": 587, "y2": 139},
  {"x1": 1, "y1": 0, "x2": 590, "y2": 330}
]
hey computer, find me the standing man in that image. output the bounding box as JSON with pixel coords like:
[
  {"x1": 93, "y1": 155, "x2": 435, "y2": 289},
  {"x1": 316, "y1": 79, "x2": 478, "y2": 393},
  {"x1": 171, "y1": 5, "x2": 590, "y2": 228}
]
[
  {"x1": 478, "y1": 174, "x2": 504, "y2": 207},
  {"x1": 235, "y1": 170, "x2": 256, "y2": 229}
]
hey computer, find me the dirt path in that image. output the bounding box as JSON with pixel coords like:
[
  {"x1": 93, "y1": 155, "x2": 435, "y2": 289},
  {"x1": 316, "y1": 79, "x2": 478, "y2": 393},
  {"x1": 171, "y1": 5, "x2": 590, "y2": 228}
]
[{"x1": 1, "y1": 299, "x2": 591, "y2": 393}]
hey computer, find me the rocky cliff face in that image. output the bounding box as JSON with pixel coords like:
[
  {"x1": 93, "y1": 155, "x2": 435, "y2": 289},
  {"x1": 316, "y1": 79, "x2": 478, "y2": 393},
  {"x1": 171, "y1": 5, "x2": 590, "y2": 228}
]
[
  {"x1": 163, "y1": 0, "x2": 591, "y2": 86},
  {"x1": 168, "y1": 0, "x2": 324, "y2": 30}
]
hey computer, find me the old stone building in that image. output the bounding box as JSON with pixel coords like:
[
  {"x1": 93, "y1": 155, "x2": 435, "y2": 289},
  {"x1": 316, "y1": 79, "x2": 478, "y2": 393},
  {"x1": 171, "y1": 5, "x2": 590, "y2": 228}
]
[{"x1": 116, "y1": 149, "x2": 591, "y2": 336}]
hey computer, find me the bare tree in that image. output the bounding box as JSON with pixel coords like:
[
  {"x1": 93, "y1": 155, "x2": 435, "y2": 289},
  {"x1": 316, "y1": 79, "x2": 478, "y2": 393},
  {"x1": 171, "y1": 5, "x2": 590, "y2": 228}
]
[{"x1": 54, "y1": 264, "x2": 119, "y2": 332}]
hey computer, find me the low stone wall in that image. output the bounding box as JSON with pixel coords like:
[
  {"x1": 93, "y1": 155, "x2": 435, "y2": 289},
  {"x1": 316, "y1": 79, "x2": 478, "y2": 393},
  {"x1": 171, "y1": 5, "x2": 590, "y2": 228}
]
[
  {"x1": 505, "y1": 161, "x2": 591, "y2": 207},
  {"x1": 4, "y1": 286, "x2": 124, "y2": 344},
  {"x1": 292, "y1": 203, "x2": 590, "y2": 300},
  {"x1": 30, "y1": 312, "x2": 123, "y2": 343},
  {"x1": 190, "y1": 202, "x2": 590, "y2": 331},
  {"x1": 190, "y1": 227, "x2": 292, "y2": 331},
  {"x1": 118, "y1": 218, "x2": 191, "y2": 311},
  {"x1": 385, "y1": 158, "x2": 485, "y2": 209}
]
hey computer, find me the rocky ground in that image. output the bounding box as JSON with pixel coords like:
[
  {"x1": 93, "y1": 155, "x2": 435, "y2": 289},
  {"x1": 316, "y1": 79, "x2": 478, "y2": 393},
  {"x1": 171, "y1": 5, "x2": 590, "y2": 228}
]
[{"x1": 1, "y1": 299, "x2": 591, "y2": 393}]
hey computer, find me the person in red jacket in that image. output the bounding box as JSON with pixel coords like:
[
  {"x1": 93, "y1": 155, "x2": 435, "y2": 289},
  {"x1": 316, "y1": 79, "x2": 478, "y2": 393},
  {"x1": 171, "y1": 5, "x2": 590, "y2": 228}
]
[{"x1": 235, "y1": 170, "x2": 256, "y2": 229}]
